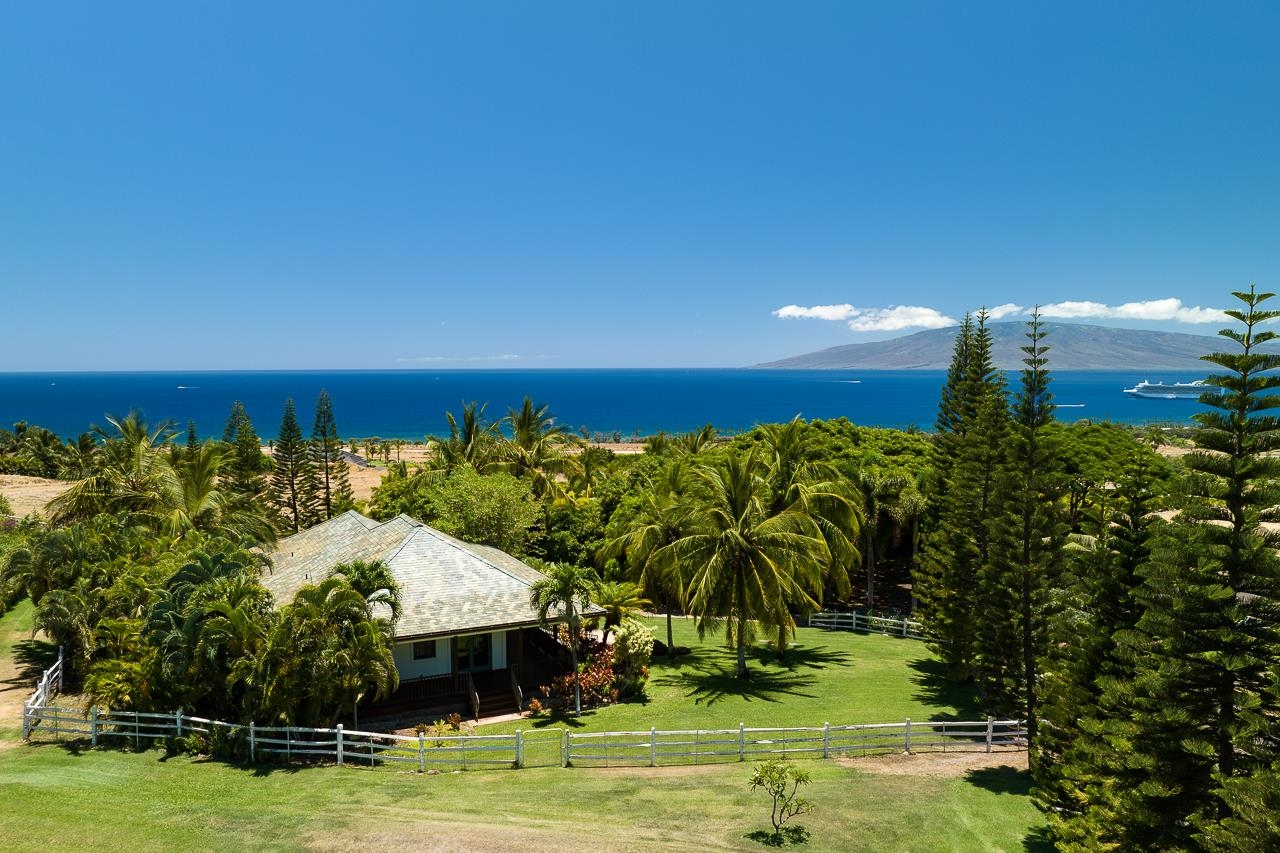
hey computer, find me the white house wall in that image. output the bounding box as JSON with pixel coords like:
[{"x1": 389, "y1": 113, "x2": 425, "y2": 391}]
[
  {"x1": 392, "y1": 630, "x2": 508, "y2": 680},
  {"x1": 392, "y1": 641, "x2": 450, "y2": 680}
]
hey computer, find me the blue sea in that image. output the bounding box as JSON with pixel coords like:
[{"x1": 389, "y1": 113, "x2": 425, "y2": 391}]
[{"x1": 0, "y1": 370, "x2": 1211, "y2": 441}]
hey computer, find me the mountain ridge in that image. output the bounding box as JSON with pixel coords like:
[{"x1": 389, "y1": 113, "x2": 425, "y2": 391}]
[{"x1": 756, "y1": 322, "x2": 1254, "y2": 370}]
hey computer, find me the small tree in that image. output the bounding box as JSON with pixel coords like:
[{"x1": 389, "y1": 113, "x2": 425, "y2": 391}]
[{"x1": 749, "y1": 759, "x2": 814, "y2": 844}]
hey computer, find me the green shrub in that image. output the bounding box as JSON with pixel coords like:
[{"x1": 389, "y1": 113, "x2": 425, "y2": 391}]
[{"x1": 612, "y1": 618, "x2": 654, "y2": 697}]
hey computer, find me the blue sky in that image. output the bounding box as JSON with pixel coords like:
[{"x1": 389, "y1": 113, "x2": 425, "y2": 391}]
[{"x1": 2, "y1": 2, "x2": 1278, "y2": 370}]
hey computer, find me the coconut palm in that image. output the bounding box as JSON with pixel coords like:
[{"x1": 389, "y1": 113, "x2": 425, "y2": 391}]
[
  {"x1": 657, "y1": 450, "x2": 830, "y2": 678},
  {"x1": 498, "y1": 397, "x2": 581, "y2": 499},
  {"x1": 599, "y1": 461, "x2": 691, "y2": 657},
  {"x1": 757, "y1": 418, "x2": 861, "y2": 654},
  {"x1": 591, "y1": 580, "x2": 650, "y2": 645},
  {"x1": 428, "y1": 401, "x2": 502, "y2": 474},
  {"x1": 529, "y1": 562, "x2": 596, "y2": 714}
]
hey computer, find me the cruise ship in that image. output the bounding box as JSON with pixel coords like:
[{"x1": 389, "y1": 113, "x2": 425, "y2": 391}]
[{"x1": 1123, "y1": 379, "x2": 1208, "y2": 399}]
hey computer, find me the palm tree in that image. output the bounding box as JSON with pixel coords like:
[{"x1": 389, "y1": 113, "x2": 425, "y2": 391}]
[
  {"x1": 427, "y1": 401, "x2": 501, "y2": 474},
  {"x1": 529, "y1": 562, "x2": 596, "y2": 714},
  {"x1": 591, "y1": 580, "x2": 650, "y2": 645},
  {"x1": 499, "y1": 397, "x2": 581, "y2": 499},
  {"x1": 331, "y1": 559, "x2": 401, "y2": 624},
  {"x1": 757, "y1": 419, "x2": 861, "y2": 654},
  {"x1": 853, "y1": 468, "x2": 911, "y2": 612},
  {"x1": 658, "y1": 450, "x2": 830, "y2": 678},
  {"x1": 48, "y1": 411, "x2": 177, "y2": 525},
  {"x1": 256, "y1": 575, "x2": 397, "y2": 726},
  {"x1": 599, "y1": 461, "x2": 690, "y2": 657}
]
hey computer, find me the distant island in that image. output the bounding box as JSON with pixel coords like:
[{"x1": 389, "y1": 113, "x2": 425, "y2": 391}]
[{"x1": 755, "y1": 321, "x2": 1264, "y2": 370}]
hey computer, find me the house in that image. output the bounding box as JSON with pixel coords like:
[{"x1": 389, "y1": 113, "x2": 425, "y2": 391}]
[{"x1": 260, "y1": 510, "x2": 592, "y2": 720}]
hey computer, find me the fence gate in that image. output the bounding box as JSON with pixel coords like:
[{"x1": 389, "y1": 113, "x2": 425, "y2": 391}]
[{"x1": 516, "y1": 728, "x2": 567, "y2": 768}]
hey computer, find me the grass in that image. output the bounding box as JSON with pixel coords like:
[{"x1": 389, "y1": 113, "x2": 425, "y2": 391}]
[
  {"x1": 0, "y1": 745, "x2": 1047, "y2": 852},
  {"x1": 0, "y1": 605, "x2": 1049, "y2": 850},
  {"x1": 482, "y1": 615, "x2": 981, "y2": 735}
]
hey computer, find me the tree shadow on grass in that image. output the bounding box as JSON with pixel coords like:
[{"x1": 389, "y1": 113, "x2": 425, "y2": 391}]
[
  {"x1": 1021, "y1": 827, "x2": 1054, "y2": 853},
  {"x1": 519, "y1": 708, "x2": 593, "y2": 729},
  {"x1": 907, "y1": 658, "x2": 983, "y2": 721},
  {"x1": 654, "y1": 661, "x2": 818, "y2": 707},
  {"x1": 965, "y1": 764, "x2": 1031, "y2": 796},
  {"x1": 747, "y1": 644, "x2": 851, "y2": 672},
  {"x1": 11, "y1": 638, "x2": 58, "y2": 681},
  {"x1": 745, "y1": 826, "x2": 810, "y2": 846}
]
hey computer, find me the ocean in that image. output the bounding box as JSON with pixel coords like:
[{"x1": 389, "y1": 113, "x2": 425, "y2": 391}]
[{"x1": 0, "y1": 369, "x2": 1211, "y2": 441}]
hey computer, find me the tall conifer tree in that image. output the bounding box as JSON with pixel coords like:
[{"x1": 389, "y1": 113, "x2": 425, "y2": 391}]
[
  {"x1": 1099, "y1": 287, "x2": 1280, "y2": 848},
  {"x1": 917, "y1": 310, "x2": 1007, "y2": 679},
  {"x1": 221, "y1": 401, "x2": 269, "y2": 505},
  {"x1": 975, "y1": 309, "x2": 1067, "y2": 756},
  {"x1": 1036, "y1": 457, "x2": 1164, "y2": 847},
  {"x1": 310, "y1": 389, "x2": 353, "y2": 519},
  {"x1": 269, "y1": 398, "x2": 320, "y2": 533}
]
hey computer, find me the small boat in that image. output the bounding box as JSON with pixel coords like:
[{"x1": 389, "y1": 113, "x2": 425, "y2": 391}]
[{"x1": 1123, "y1": 379, "x2": 1207, "y2": 399}]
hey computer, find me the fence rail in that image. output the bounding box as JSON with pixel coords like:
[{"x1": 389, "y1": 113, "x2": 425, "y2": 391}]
[
  {"x1": 21, "y1": 647, "x2": 63, "y2": 740},
  {"x1": 23, "y1": 701, "x2": 1025, "y2": 770},
  {"x1": 808, "y1": 611, "x2": 925, "y2": 640}
]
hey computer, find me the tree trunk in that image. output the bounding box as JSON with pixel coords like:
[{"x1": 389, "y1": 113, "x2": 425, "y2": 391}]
[
  {"x1": 571, "y1": 643, "x2": 581, "y2": 715},
  {"x1": 864, "y1": 529, "x2": 876, "y2": 612},
  {"x1": 665, "y1": 602, "x2": 675, "y2": 659}
]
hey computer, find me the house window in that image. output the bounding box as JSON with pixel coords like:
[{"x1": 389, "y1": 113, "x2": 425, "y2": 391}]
[
  {"x1": 412, "y1": 640, "x2": 437, "y2": 660},
  {"x1": 455, "y1": 633, "x2": 492, "y2": 672}
]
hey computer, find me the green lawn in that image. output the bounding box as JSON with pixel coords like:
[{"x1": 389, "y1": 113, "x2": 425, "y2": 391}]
[
  {"x1": 0, "y1": 745, "x2": 1047, "y2": 852},
  {"x1": 483, "y1": 615, "x2": 981, "y2": 735},
  {"x1": 0, "y1": 605, "x2": 1049, "y2": 851}
]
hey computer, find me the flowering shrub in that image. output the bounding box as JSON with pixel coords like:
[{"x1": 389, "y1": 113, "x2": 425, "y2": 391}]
[{"x1": 612, "y1": 618, "x2": 654, "y2": 698}]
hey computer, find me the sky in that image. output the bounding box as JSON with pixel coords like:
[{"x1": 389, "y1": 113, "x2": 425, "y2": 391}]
[{"x1": 2, "y1": 2, "x2": 1279, "y2": 370}]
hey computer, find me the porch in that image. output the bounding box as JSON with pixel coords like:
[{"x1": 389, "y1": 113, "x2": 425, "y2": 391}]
[{"x1": 360, "y1": 626, "x2": 571, "y2": 723}]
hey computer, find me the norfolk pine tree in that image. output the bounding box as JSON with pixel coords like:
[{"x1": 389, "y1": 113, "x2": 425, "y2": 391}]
[
  {"x1": 221, "y1": 401, "x2": 270, "y2": 507},
  {"x1": 975, "y1": 309, "x2": 1067, "y2": 758},
  {"x1": 916, "y1": 310, "x2": 1008, "y2": 680},
  {"x1": 1101, "y1": 287, "x2": 1280, "y2": 849},
  {"x1": 311, "y1": 389, "x2": 353, "y2": 519},
  {"x1": 1036, "y1": 457, "x2": 1164, "y2": 848},
  {"x1": 269, "y1": 398, "x2": 320, "y2": 533}
]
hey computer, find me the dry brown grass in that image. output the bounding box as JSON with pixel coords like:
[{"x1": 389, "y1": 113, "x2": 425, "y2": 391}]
[{"x1": 0, "y1": 475, "x2": 72, "y2": 518}]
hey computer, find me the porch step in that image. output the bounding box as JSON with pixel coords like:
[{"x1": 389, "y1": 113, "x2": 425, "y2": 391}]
[{"x1": 476, "y1": 692, "x2": 519, "y2": 718}]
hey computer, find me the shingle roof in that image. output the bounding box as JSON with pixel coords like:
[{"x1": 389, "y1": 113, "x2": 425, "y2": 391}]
[{"x1": 261, "y1": 511, "x2": 597, "y2": 640}]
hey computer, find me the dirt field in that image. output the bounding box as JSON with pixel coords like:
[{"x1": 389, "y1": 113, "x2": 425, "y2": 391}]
[
  {"x1": 843, "y1": 748, "x2": 1028, "y2": 778},
  {"x1": 0, "y1": 475, "x2": 72, "y2": 518}
]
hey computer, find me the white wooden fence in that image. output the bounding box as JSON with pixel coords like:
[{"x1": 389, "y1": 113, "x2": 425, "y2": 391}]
[
  {"x1": 808, "y1": 611, "x2": 926, "y2": 640},
  {"x1": 20, "y1": 646, "x2": 63, "y2": 741},
  {"x1": 22, "y1": 700, "x2": 1025, "y2": 770}
]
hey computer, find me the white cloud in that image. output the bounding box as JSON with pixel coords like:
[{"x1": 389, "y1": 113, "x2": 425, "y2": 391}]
[
  {"x1": 773, "y1": 303, "x2": 858, "y2": 321},
  {"x1": 984, "y1": 303, "x2": 1025, "y2": 320},
  {"x1": 1038, "y1": 298, "x2": 1224, "y2": 323},
  {"x1": 846, "y1": 306, "x2": 958, "y2": 332},
  {"x1": 774, "y1": 302, "x2": 958, "y2": 332}
]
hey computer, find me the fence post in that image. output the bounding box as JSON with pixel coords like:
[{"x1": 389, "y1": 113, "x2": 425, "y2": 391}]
[
  {"x1": 738, "y1": 723, "x2": 745, "y2": 762},
  {"x1": 562, "y1": 729, "x2": 570, "y2": 768},
  {"x1": 986, "y1": 717, "x2": 994, "y2": 753},
  {"x1": 21, "y1": 702, "x2": 29, "y2": 741},
  {"x1": 249, "y1": 722, "x2": 256, "y2": 763},
  {"x1": 901, "y1": 617, "x2": 908, "y2": 637},
  {"x1": 904, "y1": 718, "x2": 911, "y2": 754},
  {"x1": 515, "y1": 730, "x2": 524, "y2": 769},
  {"x1": 336, "y1": 724, "x2": 344, "y2": 766},
  {"x1": 650, "y1": 727, "x2": 657, "y2": 767},
  {"x1": 176, "y1": 708, "x2": 183, "y2": 739},
  {"x1": 823, "y1": 722, "x2": 830, "y2": 759},
  {"x1": 418, "y1": 732, "x2": 426, "y2": 772},
  {"x1": 90, "y1": 707, "x2": 99, "y2": 747},
  {"x1": 56, "y1": 646, "x2": 64, "y2": 692}
]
